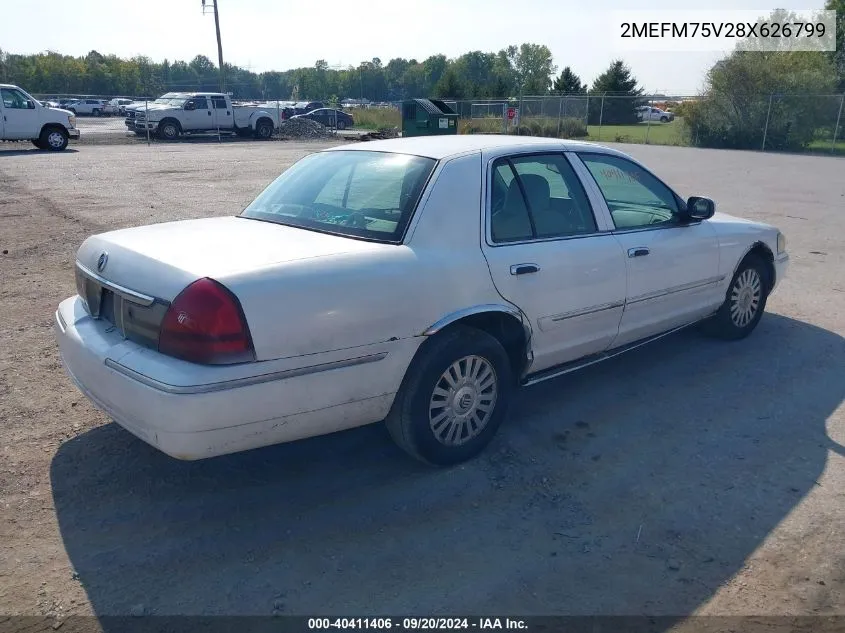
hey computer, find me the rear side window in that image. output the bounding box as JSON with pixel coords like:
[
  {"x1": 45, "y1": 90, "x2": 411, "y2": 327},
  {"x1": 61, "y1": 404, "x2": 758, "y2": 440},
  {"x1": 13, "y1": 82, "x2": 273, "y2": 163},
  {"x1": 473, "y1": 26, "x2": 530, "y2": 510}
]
[
  {"x1": 490, "y1": 153, "x2": 597, "y2": 243},
  {"x1": 212, "y1": 97, "x2": 227, "y2": 109},
  {"x1": 240, "y1": 151, "x2": 436, "y2": 243}
]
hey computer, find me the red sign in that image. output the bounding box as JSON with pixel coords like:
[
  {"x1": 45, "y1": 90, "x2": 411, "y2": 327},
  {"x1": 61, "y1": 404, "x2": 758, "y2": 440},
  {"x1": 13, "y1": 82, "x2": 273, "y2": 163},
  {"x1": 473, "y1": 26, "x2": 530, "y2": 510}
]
[{"x1": 507, "y1": 108, "x2": 516, "y2": 120}]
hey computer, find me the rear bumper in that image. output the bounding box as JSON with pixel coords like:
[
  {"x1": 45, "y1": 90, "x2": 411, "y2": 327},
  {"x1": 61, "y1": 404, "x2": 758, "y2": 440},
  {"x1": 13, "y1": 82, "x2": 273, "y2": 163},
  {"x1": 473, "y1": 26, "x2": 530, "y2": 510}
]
[{"x1": 54, "y1": 296, "x2": 415, "y2": 460}]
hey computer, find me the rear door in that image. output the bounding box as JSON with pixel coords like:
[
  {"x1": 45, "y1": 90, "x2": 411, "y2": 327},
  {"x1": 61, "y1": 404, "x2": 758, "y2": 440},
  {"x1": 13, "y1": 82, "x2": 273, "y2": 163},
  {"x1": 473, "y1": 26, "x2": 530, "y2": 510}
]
[
  {"x1": 0, "y1": 87, "x2": 40, "y2": 139},
  {"x1": 480, "y1": 151, "x2": 627, "y2": 374},
  {"x1": 211, "y1": 96, "x2": 233, "y2": 129}
]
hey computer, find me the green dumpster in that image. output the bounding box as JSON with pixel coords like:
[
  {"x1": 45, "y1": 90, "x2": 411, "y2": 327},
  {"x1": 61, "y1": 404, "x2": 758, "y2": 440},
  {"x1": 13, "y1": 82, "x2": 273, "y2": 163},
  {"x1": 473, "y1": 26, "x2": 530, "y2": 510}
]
[{"x1": 401, "y1": 99, "x2": 458, "y2": 137}]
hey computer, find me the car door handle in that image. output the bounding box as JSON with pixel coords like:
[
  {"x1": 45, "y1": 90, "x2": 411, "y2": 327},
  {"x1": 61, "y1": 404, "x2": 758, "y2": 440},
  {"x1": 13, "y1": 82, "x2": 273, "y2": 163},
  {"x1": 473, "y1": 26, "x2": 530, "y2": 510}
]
[
  {"x1": 628, "y1": 247, "x2": 650, "y2": 258},
  {"x1": 510, "y1": 263, "x2": 540, "y2": 275}
]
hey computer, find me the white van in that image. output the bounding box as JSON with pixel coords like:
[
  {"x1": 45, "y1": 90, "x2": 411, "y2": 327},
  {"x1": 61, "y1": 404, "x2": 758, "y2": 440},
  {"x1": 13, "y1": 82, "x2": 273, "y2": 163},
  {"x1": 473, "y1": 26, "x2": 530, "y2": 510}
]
[{"x1": 1, "y1": 84, "x2": 80, "y2": 150}]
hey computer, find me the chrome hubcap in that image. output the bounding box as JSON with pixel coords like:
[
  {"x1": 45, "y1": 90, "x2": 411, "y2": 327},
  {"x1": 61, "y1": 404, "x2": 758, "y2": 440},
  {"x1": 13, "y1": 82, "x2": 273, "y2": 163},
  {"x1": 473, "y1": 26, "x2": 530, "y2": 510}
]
[
  {"x1": 730, "y1": 268, "x2": 762, "y2": 327},
  {"x1": 48, "y1": 132, "x2": 64, "y2": 148},
  {"x1": 429, "y1": 355, "x2": 497, "y2": 446},
  {"x1": 164, "y1": 125, "x2": 176, "y2": 137}
]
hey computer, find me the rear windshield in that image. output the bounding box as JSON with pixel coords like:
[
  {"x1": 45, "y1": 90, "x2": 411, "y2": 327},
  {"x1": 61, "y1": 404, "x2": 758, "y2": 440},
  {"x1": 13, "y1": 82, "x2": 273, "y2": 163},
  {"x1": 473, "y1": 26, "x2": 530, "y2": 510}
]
[{"x1": 240, "y1": 151, "x2": 437, "y2": 243}]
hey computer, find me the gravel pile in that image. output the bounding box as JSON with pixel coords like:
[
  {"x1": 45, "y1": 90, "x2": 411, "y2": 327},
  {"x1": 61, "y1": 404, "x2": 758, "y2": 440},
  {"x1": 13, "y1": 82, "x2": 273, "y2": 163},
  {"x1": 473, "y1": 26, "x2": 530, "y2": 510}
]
[{"x1": 278, "y1": 118, "x2": 331, "y2": 139}]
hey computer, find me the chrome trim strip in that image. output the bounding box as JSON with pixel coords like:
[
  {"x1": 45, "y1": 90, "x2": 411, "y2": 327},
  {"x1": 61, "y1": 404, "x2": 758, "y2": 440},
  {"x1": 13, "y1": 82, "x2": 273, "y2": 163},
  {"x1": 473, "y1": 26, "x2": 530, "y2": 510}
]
[
  {"x1": 423, "y1": 304, "x2": 525, "y2": 335},
  {"x1": 55, "y1": 309, "x2": 67, "y2": 333},
  {"x1": 75, "y1": 262, "x2": 156, "y2": 307},
  {"x1": 627, "y1": 275, "x2": 725, "y2": 305},
  {"x1": 522, "y1": 321, "x2": 695, "y2": 387},
  {"x1": 104, "y1": 352, "x2": 389, "y2": 395},
  {"x1": 548, "y1": 301, "x2": 625, "y2": 323}
]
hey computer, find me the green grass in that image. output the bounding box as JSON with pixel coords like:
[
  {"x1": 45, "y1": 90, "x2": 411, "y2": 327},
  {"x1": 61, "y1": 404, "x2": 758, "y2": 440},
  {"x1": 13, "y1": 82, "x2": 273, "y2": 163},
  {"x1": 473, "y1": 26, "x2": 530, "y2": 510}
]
[
  {"x1": 348, "y1": 107, "x2": 400, "y2": 130},
  {"x1": 585, "y1": 120, "x2": 689, "y2": 146},
  {"x1": 806, "y1": 138, "x2": 845, "y2": 156}
]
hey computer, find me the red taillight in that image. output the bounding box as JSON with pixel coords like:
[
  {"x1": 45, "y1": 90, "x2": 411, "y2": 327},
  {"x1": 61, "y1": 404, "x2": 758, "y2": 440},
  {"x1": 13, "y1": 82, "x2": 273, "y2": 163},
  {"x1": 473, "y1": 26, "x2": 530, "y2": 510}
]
[{"x1": 158, "y1": 278, "x2": 255, "y2": 365}]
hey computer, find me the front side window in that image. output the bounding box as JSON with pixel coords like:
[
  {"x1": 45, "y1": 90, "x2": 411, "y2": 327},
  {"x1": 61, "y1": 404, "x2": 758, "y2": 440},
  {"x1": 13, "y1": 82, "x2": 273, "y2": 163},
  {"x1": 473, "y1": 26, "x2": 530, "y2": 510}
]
[
  {"x1": 578, "y1": 153, "x2": 680, "y2": 230},
  {"x1": 1, "y1": 88, "x2": 30, "y2": 109},
  {"x1": 240, "y1": 150, "x2": 436, "y2": 243},
  {"x1": 490, "y1": 153, "x2": 597, "y2": 243}
]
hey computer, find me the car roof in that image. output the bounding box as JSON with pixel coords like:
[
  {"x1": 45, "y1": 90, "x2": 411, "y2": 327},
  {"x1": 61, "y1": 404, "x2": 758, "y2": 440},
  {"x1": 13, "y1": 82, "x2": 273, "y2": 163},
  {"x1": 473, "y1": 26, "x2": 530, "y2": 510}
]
[{"x1": 323, "y1": 135, "x2": 627, "y2": 160}]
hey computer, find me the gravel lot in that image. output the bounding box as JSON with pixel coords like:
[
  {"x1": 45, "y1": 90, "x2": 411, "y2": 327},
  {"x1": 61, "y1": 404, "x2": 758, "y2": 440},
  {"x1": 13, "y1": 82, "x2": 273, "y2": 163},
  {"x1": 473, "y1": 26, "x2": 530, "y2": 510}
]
[{"x1": 1, "y1": 140, "x2": 844, "y2": 629}]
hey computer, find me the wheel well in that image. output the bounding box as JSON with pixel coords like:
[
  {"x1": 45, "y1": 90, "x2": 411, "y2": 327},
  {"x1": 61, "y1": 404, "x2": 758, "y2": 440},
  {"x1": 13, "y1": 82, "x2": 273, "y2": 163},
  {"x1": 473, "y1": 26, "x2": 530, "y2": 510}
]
[
  {"x1": 159, "y1": 117, "x2": 181, "y2": 130},
  {"x1": 40, "y1": 123, "x2": 66, "y2": 135},
  {"x1": 745, "y1": 241, "x2": 775, "y2": 292},
  {"x1": 256, "y1": 117, "x2": 273, "y2": 129},
  {"x1": 436, "y1": 312, "x2": 529, "y2": 378}
]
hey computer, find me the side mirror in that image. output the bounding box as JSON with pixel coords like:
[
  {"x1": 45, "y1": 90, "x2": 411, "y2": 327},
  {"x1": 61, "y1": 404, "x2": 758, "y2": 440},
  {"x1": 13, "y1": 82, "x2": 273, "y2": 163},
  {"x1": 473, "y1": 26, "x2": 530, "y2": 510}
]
[
  {"x1": 184, "y1": 102, "x2": 196, "y2": 111},
  {"x1": 27, "y1": 100, "x2": 36, "y2": 109},
  {"x1": 684, "y1": 196, "x2": 715, "y2": 221}
]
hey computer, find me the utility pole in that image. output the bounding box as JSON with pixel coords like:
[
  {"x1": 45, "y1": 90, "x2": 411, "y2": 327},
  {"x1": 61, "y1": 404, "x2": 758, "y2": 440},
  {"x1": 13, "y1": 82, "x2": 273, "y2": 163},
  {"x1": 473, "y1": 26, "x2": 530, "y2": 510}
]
[{"x1": 202, "y1": 0, "x2": 225, "y2": 93}]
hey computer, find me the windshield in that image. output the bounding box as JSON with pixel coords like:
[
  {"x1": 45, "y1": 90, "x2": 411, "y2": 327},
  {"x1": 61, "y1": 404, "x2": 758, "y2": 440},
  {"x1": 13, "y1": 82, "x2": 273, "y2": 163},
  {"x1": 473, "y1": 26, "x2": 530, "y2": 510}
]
[{"x1": 240, "y1": 151, "x2": 436, "y2": 243}]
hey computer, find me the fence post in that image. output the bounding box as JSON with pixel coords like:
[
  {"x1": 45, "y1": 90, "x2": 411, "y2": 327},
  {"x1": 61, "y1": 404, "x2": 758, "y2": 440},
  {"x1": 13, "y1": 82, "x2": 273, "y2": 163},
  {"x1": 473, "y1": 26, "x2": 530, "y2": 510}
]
[
  {"x1": 597, "y1": 93, "x2": 606, "y2": 141},
  {"x1": 762, "y1": 93, "x2": 774, "y2": 151},
  {"x1": 145, "y1": 99, "x2": 150, "y2": 146},
  {"x1": 832, "y1": 93, "x2": 844, "y2": 154},
  {"x1": 518, "y1": 90, "x2": 524, "y2": 135},
  {"x1": 276, "y1": 99, "x2": 281, "y2": 141},
  {"x1": 645, "y1": 95, "x2": 653, "y2": 144},
  {"x1": 557, "y1": 97, "x2": 563, "y2": 137}
]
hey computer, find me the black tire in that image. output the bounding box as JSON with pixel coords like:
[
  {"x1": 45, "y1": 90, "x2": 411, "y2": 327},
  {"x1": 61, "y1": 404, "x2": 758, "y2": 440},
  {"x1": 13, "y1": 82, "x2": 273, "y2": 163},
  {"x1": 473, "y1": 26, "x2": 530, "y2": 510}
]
[
  {"x1": 660, "y1": 116, "x2": 669, "y2": 123},
  {"x1": 386, "y1": 325, "x2": 514, "y2": 466},
  {"x1": 337, "y1": 119, "x2": 347, "y2": 130},
  {"x1": 254, "y1": 119, "x2": 274, "y2": 139},
  {"x1": 93, "y1": 109, "x2": 101, "y2": 117},
  {"x1": 158, "y1": 119, "x2": 180, "y2": 141},
  {"x1": 39, "y1": 127, "x2": 69, "y2": 151},
  {"x1": 702, "y1": 254, "x2": 770, "y2": 340}
]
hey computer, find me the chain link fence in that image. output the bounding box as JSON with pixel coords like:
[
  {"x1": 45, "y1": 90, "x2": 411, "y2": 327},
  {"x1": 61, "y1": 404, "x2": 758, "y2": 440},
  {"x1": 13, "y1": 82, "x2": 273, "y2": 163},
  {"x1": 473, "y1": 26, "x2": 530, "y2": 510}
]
[{"x1": 437, "y1": 93, "x2": 845, "y2": 155}]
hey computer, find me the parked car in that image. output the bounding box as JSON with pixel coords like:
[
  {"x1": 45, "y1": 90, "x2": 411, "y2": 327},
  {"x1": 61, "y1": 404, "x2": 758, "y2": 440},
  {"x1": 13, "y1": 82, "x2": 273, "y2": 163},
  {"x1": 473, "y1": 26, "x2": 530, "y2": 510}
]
[
  {"x1": 1, "y1": 83, "x2": 80, "y2": 150},
  {"x1": 104, "y1": 98, "x2": 135, "y2": 116},
  {"x1": 55, "y1": 136, "x2": 788, "y2": 465},
  {"x1": 66, "y1": 98, "x2": 109, "y2": 116},
  {"x1": 292, "y1": 108, "x2": 354, "y2": 129},
  {"x1": 130, "y1": 92, "x2": 281, "y2": 140},
  {"x1": 636, "y1": 106, "x2": 674, "y2": 123},
  {"x1": 292, "y1": 100, "x2": 324, "y2": 115},
  {"x1": 123, "y1": 93, "x2": 185, "y2": 131}
]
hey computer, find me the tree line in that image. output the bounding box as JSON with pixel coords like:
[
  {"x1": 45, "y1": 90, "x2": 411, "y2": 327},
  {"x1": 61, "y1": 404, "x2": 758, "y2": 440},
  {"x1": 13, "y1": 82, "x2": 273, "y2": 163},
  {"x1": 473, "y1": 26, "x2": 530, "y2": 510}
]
[{"x1": 0, "y1": 44, "x2": 646, "y2": 103}]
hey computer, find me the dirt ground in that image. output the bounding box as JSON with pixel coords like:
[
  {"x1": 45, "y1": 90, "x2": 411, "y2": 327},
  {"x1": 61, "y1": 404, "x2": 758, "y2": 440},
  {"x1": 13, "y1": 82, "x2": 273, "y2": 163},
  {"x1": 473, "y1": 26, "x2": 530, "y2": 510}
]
[{"x1": 1, "y1": 139, "x2": 844, "y2": 630}]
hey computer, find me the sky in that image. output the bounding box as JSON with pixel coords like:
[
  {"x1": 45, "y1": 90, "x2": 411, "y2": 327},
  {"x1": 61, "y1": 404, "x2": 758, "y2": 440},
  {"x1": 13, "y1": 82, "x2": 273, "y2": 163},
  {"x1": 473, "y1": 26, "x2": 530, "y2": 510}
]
[{"x1": 0, "y1": 0, "x2": 830, "y2": 95}]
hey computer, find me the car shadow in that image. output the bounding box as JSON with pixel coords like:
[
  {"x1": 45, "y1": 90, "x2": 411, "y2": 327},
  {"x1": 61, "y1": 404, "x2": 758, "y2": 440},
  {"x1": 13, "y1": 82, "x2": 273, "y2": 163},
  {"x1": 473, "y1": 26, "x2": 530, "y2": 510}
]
[
  {"x1": 51, "y1": 313, "x2": 845, "y2": 626},
  {"x1": 0, "y1": 148, "x2": 80, "y2": 156}
]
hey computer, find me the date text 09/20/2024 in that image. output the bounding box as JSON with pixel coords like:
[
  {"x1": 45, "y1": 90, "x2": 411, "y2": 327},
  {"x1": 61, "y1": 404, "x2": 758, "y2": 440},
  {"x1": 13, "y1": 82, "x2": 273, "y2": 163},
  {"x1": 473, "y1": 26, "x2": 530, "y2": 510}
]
[{"x1": 307, "y1": 618, "x2": 527, "y2": 630}]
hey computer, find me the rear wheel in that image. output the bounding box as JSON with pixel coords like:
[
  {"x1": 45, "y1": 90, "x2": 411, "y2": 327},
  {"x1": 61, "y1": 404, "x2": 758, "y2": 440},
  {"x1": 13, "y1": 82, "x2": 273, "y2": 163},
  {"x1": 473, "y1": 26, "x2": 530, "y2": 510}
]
[
  {"x1": 40, "y1": 127, "x2": 69, "y2": 151},
  {"x1": 386, "y1": 325, "x2": 514, "y2": 466},
  {"x1": 254, "y1": 119, "x2": 273, "y2": 139},
  {"x1": 337, "y1": 119, "x2": 347, "y2": 130},
  {"x1": 702, "y1": 254, "x2": 769, "y2": 340},
  {"x1": 660, "y1": 116, "x2": 669, "y2": 123},
  {"x1": 93, "y1": 109, "x2": 101, "y2": 117}
]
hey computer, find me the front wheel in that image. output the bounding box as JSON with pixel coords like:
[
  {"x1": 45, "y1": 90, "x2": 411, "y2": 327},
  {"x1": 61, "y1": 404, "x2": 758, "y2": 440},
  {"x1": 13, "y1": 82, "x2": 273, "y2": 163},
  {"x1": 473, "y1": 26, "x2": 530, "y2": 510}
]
[
  {"x1": 40, "y1": 127, "x2": 69, "y2": 151},
  {"x1": 386, "y1": 325, "x2": 514, "y2": 466},
  {"x1": 702, "y1": 254, "x2": 769, "y2": 340},
  {"x1": 158, "y1": 120, "x2": 180, "y2": 141}
]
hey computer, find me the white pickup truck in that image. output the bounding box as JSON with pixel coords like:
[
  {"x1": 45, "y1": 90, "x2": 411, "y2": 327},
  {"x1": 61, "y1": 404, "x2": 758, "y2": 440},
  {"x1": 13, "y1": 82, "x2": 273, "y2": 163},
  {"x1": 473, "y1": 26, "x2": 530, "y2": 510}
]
[
  {"x1": 131, "y1": 92, "x2": 281, "y2": 140},
  {"x1": 1, "y1": 84, "x2": 80, "y2": 151}
]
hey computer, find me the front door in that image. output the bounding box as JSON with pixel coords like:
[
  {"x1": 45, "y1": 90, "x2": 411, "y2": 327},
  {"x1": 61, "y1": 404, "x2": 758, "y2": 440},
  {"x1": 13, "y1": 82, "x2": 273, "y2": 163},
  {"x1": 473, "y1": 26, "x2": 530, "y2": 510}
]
[
  {"x1": 573, "y1": 152, "x2": 722, "y2": 347},
  {"x1": 183, "y1": 96, "x2": 211, "y2": 131},
  {"x1": 0, "y1": 87, "x2": 40, "y2": 139},
  {"x1": 481, "y1": 152, "x2": 627, "y2": 374}
]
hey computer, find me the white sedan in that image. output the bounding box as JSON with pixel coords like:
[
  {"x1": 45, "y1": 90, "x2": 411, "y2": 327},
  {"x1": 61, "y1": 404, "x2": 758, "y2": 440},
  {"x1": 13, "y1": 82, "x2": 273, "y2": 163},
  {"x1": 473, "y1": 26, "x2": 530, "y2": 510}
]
[{"x1": 55, "y1": 136, "x2": 789, "y2": 465}]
